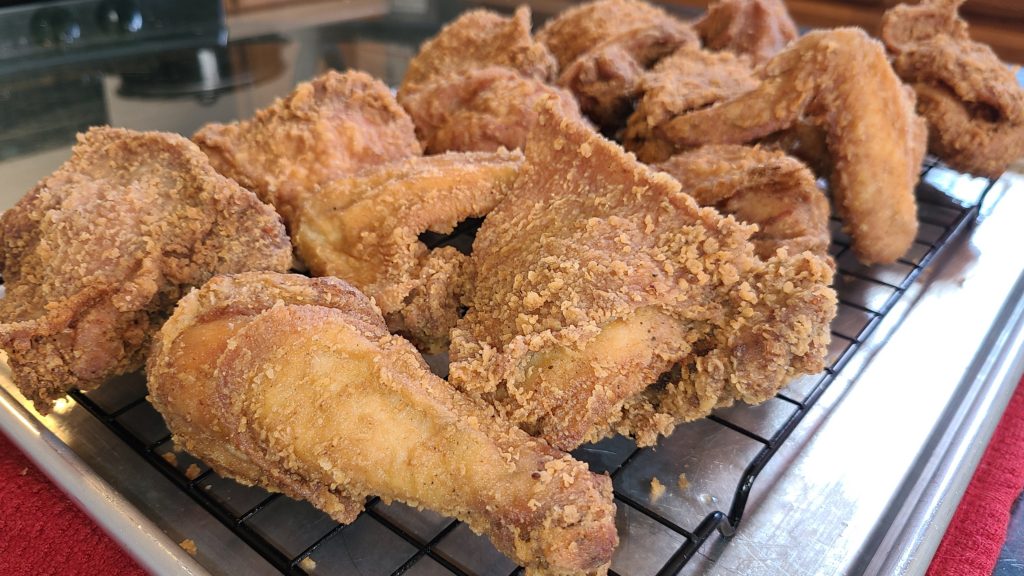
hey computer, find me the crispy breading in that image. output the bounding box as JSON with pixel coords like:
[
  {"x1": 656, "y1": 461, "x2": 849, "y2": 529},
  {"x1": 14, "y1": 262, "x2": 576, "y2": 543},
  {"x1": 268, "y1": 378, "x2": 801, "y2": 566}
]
[
  {"x1": 695, "y1": 0, "x2": 798, "y2": 65},
  {"x1": 193, "y1": 70, "x2": 420, "y2": 227},
  {"x1": 398, "y1": 6, "x2": 555, "y2": 99},
  {"x1": 290, "y1": 150, "x2": 523, "y2": 352},
  {"x1": 623, "y1": 46, "x2": 758, "y2": 162},
  {"x1": 881, "y1": 0, "x2": 1024, "y2": 178},
  {"x1": 148, "y1": 272, "x2": 618, "y2": 574},
  {"x1": 449, "y1": 102, "x2": 835, "y2": 450},
  {"x1": 401, "y1": 66, "x2": 583, "y2": 153},
  {"x1": 656, "y1": 145, "x2": 831, "y2": 260},
  {"x1": 0, "y1": 128, "x2": 291, "y2": 411},
  {"x1": 538, "y1": 0, "x2": 698, "y2": 133},
  {"x1": 652, "y1": 29, "x2": 926, "y2": 264}
]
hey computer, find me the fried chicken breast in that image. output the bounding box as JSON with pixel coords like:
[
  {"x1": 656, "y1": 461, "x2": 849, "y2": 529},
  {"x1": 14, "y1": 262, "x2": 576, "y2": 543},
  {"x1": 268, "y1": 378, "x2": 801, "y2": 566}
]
[
  {"x1": 0, "y1": 128, "x2": 291, "y2": 410},
  {"x1": 148, "y1": 272, "x2": 617, "y2": 574},
  {"x1": 449, "y1": 102, "x2": 835, "y2": 450}
]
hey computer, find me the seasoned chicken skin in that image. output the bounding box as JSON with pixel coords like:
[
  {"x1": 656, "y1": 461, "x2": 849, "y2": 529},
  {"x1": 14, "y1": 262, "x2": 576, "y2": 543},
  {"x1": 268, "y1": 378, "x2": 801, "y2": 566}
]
[
  {"x1": 0, "y1": 128, "x2": 291, "y2": 410},
  {"x1": 148, "y1": 272, "x2": 618, "y2": 575},
  {"x1": 881, "y1": 0, "x2": 1024, "y2": 177},
  {"x1": 194, "y1": 70, "x2": 420, "y2": 227},
  {"x1": 291, "y1": 150, "x2": 523, "y2": 352},
  {"x1": 651, "y1": 29, "x2": 926, "y2": 264},
  {"x1": 449, "y1": 102, "x2": 836, "y2": 450},
  {"x1": 695, "y1": 0, "x2": 798, "y2": 64},
  {"x1": 401, "y1": 66, "x2": 582, "y2": 153},
  {"x1": 656, "y1": 145, "x2": 831, "y2": 260}
]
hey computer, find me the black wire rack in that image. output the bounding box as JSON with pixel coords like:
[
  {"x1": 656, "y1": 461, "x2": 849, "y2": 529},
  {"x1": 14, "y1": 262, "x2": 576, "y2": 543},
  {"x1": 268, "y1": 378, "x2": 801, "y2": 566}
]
[{"x1": 61, "y1": 158, "x2": 998, "y2": 576}]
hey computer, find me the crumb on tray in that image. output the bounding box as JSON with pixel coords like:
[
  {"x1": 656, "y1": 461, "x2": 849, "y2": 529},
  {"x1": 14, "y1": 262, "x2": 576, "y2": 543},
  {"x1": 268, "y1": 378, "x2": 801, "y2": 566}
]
[
  {"x1": 299, "y1": 557, "x2": 317, "y2": 572},
  {"x1": 161, "y1": 452, "x2": 178, "y2": 467},
  {"x1": 650, "y1": 477, "x2": 666, "y2": 502},
  {"x1": 179, "y1": 539, "x2": 197, "y2": 557},
  {"x1": 678, "y1": 473, "x2": 689, "y2": 491},
  {"x1": 185, "y1": 463, "x2": 202, "y2": 480}
]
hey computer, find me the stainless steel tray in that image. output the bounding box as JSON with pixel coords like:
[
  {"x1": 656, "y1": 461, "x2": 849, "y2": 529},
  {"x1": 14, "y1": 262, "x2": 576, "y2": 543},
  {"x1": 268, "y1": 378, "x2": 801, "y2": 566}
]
[{"x1": 3, "y1": 164, "x2": 1024, "y2": 576}]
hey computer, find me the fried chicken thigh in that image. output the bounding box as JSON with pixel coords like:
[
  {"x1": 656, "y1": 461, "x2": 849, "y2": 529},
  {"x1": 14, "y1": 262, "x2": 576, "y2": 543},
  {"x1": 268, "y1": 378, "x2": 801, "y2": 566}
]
[
  {"x1": 449, "y1": 103, "x2": 835, "y2": 450},
  {"x1": 401, "y1": 67, "x2": 582, "y2": 153},
  {"x1": 656, "y1": 145, "x2": 831, "y2": 260},
  {"x1": 148, "y1": 272, "x2": 617, "y2": 574},
  {"x1": 623, "y1": 46, "x2": 758, "y2": 162},
  {"x1": 649, "y1": 29, "x2": 925, "y2": 264},
  {"x1": 398, "y1": 6, "x2": 556, "y2": 98},
  {"x1": 881, "y1": 0, "x2": 1024, "y2": 178},
  {"x1": 291, "y1": 151, "x2": 523, "y2": 352},
  {"x1": 194, "y1": 70, "x2": 420, "y2": 226},
  {"x1": 538, "y1": 0, "x2": 699, "y2": 133},
  {"x1": 695, "y1": 0, "x2": 798, "y2": 64},
  {"x1": 0, "y1": 128, "x2": 291, "y2": 410}
]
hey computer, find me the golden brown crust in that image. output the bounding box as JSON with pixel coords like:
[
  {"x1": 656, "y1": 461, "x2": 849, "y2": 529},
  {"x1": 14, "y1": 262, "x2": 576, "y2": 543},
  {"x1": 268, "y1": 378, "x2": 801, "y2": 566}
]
[
  {"x1": 193, "y1": 70, "x2": 420, "y2": 226},
  {"x1": 650, "y1": 29, "x2": 925, "y2": 264},
  {"x1": 881, "y1": 0, "x2": 1024, "y2": 178},
  {"x1": 291, "y1": 150, "x2": 523, "y2": 352},
  {"x1": 695, "y1": 0, "x2": 798, "y2": 65},
  {"x1": 401, "y1": 66, "x2": 583, "y2": 153},
  {"x1": 0, "y1": 127, "x2": 291, "y2": 411},
  {"x1": 623, "y1": 46, "x2": 758, "y2": 162},
  {"x1": 148, "y1": 272, "x2": 618, "y2": 574},
  {"x1": 656, "y1": 144, "x2": 831, "y2": 260},
  {"x1": 398, "y1": 6, "x2": 556, "y2": 99},
  {"x1": 538, "y1": 0, "x2": 698, "y2": 133},
  {"x1": 449, "y1": 101, "x2": 835, "y2": 450}
]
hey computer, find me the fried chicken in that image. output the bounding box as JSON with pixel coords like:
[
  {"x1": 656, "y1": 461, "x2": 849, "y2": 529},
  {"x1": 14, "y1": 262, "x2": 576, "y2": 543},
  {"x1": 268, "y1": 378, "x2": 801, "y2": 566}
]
[
  {"x1": 623, "y1": 46, "x2": 758, "y2": 162},
  {"x1": 400, "y1": 66, "x2": 582, "y2": 153},
  {"x1": 695, "y1": 0, "x2": 798, "y2": 65},
  {"x1": 290, "y1": 150, "x2": 523, "y2": 352},
  {"x1": 194, "y1": 70, "x2": 420, "y2": 227},
  {"x1": 649, "y1": 29, "x2": 925, "y2": 265},
  {"x1": 881, "y1": 0, "x2": 1024, "y2": 178},
  {"x1": 148, "y1": 272, "x2": 617, "y2": 574},
  {"x1": 449, "y1": 102, "x2": 835, "y2": 450},
  {"x1": 398, "y1": 6, "x2": 555, "y2": 99},
  {"x1": 656, "y1": 145, "x2": 831, "y2": 260},
  {"x1": 537, "y1": 0, "x2": 699, "y2": 133},
  {"x1": 0, "y1": 128, "x2": 291, "y2": 411}
]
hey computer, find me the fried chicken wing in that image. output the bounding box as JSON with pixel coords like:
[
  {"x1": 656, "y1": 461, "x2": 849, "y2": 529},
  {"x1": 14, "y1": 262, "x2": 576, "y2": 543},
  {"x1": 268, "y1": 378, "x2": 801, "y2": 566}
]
[
  {"x1": 291, "y1": 150, "x2": 523, "y2": 352},
  {"x1": 400, "y1": 66, "x2": 582, "y2": 153},
  {"x1": 623, "y1": 46, "x2": 758, "y2": 162},
  {"x1": 194, "y1": 70, "x2": 420, "y2": 226},
  {"x1": 398, "y1": 6, "x2": 555, "y2": 99},
  {"x1": 695, "y1": 0, "x2": 798, "y2": 64},
  {"x1": 0, "y1": 128, "x2": 291, "y2": 411},
  {"x1": 656, "y1": 145, "x2": 831, "y2": 259},
  {"x1": 148, "y1": 272, "x2": 617, "y2": 574},
  {"x1": 881, "y1": 0, "x2": 1024, "y2": 178},
  {"x1": 449, "y1": 102, "x2": 835, "y2": 450},
  {"x1": 538, "y1": 0, "x2": 698, "y2": 133},
  {"x1": 652, "y1": 29, "x2": 925, "y2": 264}
]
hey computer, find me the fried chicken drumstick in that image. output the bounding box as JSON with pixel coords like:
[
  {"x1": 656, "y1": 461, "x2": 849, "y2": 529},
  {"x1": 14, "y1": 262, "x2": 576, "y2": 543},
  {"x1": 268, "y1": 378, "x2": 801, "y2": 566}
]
[
  {"x1": 642, "y1": 28, "x2": 926, "y2": 265},
  {"x1": 656, "y1": 145, "x2": 831, "y2": 260},
  {"x1": 291, "y1": 150, "x2": 523, "y2": 352},
  {"x1": 881, "y1": 0, "x2": 1024, "y2": 178},
  {"x1": 449, "y1": 103, "x2": 836, "y2": 450},
  {"x1": 148, "y1": 272, "x2": 617, "y2": 574},
  {"x1": 0, "y1": 128, "x2": 291, "y2": 410}
]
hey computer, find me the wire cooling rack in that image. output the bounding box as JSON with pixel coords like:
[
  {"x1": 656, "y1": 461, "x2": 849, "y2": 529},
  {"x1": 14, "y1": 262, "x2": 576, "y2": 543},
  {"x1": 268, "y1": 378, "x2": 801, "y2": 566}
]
[{"x1": 64, "y1": 158, "x2": 996, "y2": 576}]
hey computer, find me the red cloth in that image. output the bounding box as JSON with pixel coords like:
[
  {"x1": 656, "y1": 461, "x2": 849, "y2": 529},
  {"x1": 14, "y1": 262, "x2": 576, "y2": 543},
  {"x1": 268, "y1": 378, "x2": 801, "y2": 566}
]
[
  {"x1": 0, "y1": 431, "x2": 146, "y2": 576},
  {"x1": 927, "y1": 373, "x2": 1024, "y2": 576},
  {"x1": 1, "y1": 378, "x2": 1022, "y2": 576}
]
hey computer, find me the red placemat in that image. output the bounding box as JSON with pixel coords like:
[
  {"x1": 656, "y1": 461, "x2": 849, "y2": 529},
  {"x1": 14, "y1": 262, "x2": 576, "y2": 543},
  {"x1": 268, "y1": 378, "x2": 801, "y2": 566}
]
[
  {"x1": 927, "y1": 373, "x2": 1024, "y2": 576},
  {"x1": 0, "y1": 431, "x2": 147, "y2": 576}
]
